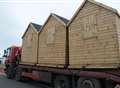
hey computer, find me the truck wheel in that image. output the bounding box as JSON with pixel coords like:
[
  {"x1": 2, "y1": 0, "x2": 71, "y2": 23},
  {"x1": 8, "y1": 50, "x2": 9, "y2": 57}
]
[
  {"x1": 77, "y1": 77, "x2": 101, "y2": 88},
  {"x1": 15, "y1": 67, "x2": 23, "y2": 81},
  {"x1": 54, "y1": 76, "x2": 70, "y2": 88},
  {"x1": 6, "y1": 65, "x2": 15, "y2": 79}
]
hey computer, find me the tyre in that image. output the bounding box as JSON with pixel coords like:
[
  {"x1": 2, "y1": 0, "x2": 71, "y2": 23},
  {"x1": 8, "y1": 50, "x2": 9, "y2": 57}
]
[
  {"x1": 54, "y1": 76, "x2": 71, "y2": 88},
  {"x1": 77, "y1": 77, "x2": 101, "y2": 88},
  {"x1": 6, "y1": 65, "x2": 15, "y2": 79}
]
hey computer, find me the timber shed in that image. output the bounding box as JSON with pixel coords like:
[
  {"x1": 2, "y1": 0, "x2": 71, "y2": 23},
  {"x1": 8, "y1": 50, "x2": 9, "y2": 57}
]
[
  {"x1": 68, "y1": 0, "x2": 120, "y2": 69},
  {"x1": 21, "y1": 22, "x2": 42, "y2": 65},
  {"x1": 37, "y1": 13, "x2": 69, "y2": 67}
]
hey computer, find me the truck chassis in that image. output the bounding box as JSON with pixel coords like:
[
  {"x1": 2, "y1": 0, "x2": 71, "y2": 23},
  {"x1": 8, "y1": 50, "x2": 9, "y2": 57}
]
[{"x1": 14, "y1": 64, "x2": 120, "y2": 88}]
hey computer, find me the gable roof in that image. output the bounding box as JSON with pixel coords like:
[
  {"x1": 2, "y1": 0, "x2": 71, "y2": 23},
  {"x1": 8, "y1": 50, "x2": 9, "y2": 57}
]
[
  {"x1": 31, "y1": 23, "x2": 42, "y2": 32},
  {"x1": 68, "y1": 0, "x2": 120, "y2": 26},
  {"x1": 52, "y1": 13, "x2": 69, "y2": 24},
  {"x1": 38, "y1": 13, "x2": 69, "y2": 35},
  {"x1": 22, "y1": 22, "x2": 42, "y2": 38}
]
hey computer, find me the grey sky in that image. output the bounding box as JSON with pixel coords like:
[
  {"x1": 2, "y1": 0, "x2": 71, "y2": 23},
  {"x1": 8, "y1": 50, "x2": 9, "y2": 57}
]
[{"x1": 0, "y1": 0, "x2": 120, "y2": 56}]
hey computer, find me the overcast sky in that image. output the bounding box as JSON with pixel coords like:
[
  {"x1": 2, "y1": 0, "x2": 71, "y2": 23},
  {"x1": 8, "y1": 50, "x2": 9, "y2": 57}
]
[{"x1": 0, "y1": 0, "x2": 120, "y2": 56}]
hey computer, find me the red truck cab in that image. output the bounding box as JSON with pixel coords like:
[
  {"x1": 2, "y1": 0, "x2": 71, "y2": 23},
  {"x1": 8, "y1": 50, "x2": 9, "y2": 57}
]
[
  {"x1": 4, "y1": 46, "x2": 21, "y2": 65},
  {"x1": 4, "y1": 46, "x2": 21, "y2": 78}
]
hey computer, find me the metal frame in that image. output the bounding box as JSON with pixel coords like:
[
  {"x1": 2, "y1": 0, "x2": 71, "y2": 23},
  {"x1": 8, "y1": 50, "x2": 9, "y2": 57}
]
[{"x1": 19, "y1": 64, "x2": 120, "y2": 84}]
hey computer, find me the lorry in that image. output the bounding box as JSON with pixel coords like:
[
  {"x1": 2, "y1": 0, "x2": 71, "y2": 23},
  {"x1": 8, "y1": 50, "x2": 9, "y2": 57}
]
[
  {"x1": 3, "y1": 46, "x2": 120, "y2": 88},
  {"x1": 3, "y1": 0, "x2": 120, "y2": 88}
]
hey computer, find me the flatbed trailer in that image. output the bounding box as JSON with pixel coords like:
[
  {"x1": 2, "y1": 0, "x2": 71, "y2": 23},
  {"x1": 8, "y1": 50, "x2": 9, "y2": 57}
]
[{"x1": 15, "y1": 63, "x2": 120, "y2": 88}]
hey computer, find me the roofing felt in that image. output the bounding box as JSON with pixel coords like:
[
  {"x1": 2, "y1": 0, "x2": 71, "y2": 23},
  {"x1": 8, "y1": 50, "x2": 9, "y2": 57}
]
[
  {"x1": 52, "y1": 13, "x2": 69, "y2": 24},
  {"x1": 22, "y1": 23, "x2": 42, "y2": 38},
  {"x1": 31, "y1": 22, "x2": 42, "y2": 32}
]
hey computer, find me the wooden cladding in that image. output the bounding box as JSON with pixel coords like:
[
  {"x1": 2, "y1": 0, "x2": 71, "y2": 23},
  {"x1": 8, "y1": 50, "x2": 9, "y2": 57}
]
[
  {"x1": 26, "y1": 33, "x2": 33, "y2": 48},
  {"x1": 46, "y1": 28, "x2": 55, "y2": 44},
  {"x1": 37, "y1": 16, "x2": 67, "y2": 67},
  {"x1": 21, "y1": 0, "x2": 120, "y2": 69},
  {"x1": 21, "y1": 25, "x2": 38, "y2": 64},
  {"x1": 68, "y1": 1, "x2": 120, "y2": 69}
]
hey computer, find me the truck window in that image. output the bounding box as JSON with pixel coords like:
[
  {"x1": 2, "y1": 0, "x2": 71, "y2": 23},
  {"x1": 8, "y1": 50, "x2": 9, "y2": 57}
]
[{"x1": 6, "y1": 48, "x2": 11, "y2": 57}]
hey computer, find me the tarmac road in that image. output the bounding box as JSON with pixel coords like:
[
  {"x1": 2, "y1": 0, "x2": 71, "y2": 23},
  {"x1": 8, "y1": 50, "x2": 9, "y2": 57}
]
[{"x1": 0, "y1": 75, "x2": 51, "y2": 88}]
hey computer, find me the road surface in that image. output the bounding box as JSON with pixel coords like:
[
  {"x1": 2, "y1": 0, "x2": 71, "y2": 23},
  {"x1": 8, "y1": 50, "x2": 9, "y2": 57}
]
[{"x1": 0, "y1": 75, "x2": 51, "y2": 88}]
